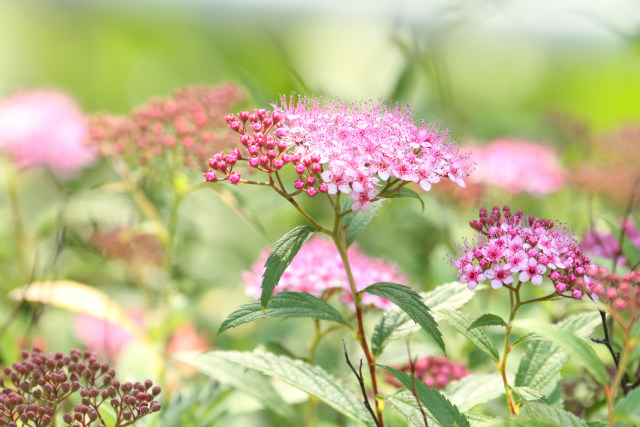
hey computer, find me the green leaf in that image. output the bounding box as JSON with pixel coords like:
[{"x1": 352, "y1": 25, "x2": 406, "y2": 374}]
[
  {"x1": 526, "y1": 402, "x2": 588, "y2": 427},
  {"x1": 380, "y1": 365, "x2": 469, "y2": 427},
  {"x1": 467, "y1": 314, "x2": 506, "y2": 331},
  {"x1": 515, "y1": 312, "x2": 600, "y2": 396},
  {"x1": 342, "y1": 198, "x2": 383, "y2": 246},
  {"x1": 512, "y1": 386, "x2": 546, "y2": 402},
  {"x1": 218, "y1": 291, "x2": 351, "y2": 334},
  {"x1": 371, "y1": 282, "x2": 473, "y2": 357},
  {"x1": 189, "y1": 351, "x2": 375, "y2": 426},
  {"x1": 261, "y1": 226, "x2": 316, "y2": 309},
  {"x1": 513, "y1": 320, "x2": 609, "y2": 384},
  {"x1": 614, "y1": 386, "x2": 640, "y2": 425},
  {"x1": 385, "y1": 188, "x2": 425, "y2": 213},
  {"x1": 364, "y1": 282, "x2": 444, "y2": 353},
  {"x1": 438, "y1": 309, "x2": 500, "y2": 362},
  {"x1": 179, "y1": 353, "x2": 298, "y2": 422},
  {"x1": 445, "y1": 374, "x2": 505, "y2": 412},
  {"x1": 385, "y1": 390, "x2": 432, "y2": 427}
]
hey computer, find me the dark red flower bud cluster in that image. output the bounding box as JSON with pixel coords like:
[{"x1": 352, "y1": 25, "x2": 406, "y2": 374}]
[
  {"x1": 385, "y1": 356, "x2": 468, "y2": 390},
  {"x1": 88, "y1": 83, "x2": 244, "y2": 168},
  {"x1": 204, "y1": 108, "x2": 327, "y2": 197},
  {"x1": 580, "y1": 267, "x2": 640, "y2": 328},
  {"x1": 0, "y1": 348, "x2": 161, "y2": 427}
]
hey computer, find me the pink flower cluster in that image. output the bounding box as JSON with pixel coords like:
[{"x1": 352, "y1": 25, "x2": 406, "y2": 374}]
[
  {"x1": 469, "y1": 140, "x2": 567, "y2": 195},
  {"x1": 385, "y1": 356, "x2": 468, "y2": 390},
  {"x1": 580, "y1": 267, "x2": 640, "y2": 326},
  {"x1": 88, "y1": 84, "x2": 244, "y2": 168},
  {"x1": 243, "y1": 236, "x2": 408, "y2": 310},
  {"x1": 207, "y1": 95, "x2": 470, "y2": 211},
  {"x1": 579, "y1": 220, "x2": 640, "y2": 267},
  {"x1": 451, "y1": 206, "x2": 594, "y2": 298},
  {"x1": 0, "y1": 90, "x2": 96, "y2": 176}
]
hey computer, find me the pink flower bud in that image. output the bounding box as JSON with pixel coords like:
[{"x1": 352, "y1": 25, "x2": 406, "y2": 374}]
[
  {"x1": 307, "y1": 187, "x2": 317, "y2": 197},
  {"x1": 204, "y1": 170, "x2": 216, "y2": 182},
  {"x1": 248, "y1": 157, "x2": 259, "y2": 167},
  {"x1": 306, "y1": 177, "x2": 316, "y2": 186},
  {"x1": 228, "y1": 172, "x2": 241, "y2": 185},
  {"x1": 252, "y1": 123, "x2": 263, "y2": 132},
  {"x1": 294, "y1": 179, "x2": 305, "y2": 190},
  {"x1": 229, "y1": 121, "x2": 240, "y2": 131},
  {"x1": 555, "y1": 282, "x2": 567, "y2": 293},
  {"x1": 273, "y1": 159, "x2": 284, "y2": 169},
  {"x1": 272, "y1": 112, "x2": 283, "y2": 123},
  {"x1": 572, "y1": 289, "x2": 583, "y2": 299},
  {"x1": 295, "y1": 164, "x2": 306, "y2": 175},
  {"x1": 238, "y1": 111, "x2": 250, "y2": 121},
  {"x1": 318, "y1": 183, "x2": 329, "y2": 193},
  {"x1": 224, "y1": 114, "x2": 236, "y2": 123},
  {"x1": 275, "y1": 128, "x2": 287, "y2": 137}
]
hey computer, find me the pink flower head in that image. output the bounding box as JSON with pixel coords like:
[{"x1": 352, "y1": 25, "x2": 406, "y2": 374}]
[
  {"x1": 210, "y1": 94, "x2": 471, "y2": 211},
  {"x1": 450, "y1": 205, "x2": 595, "y2": 298},
  {"x1": 73, "y1": 311, "x2": 143, "y2": 360},
  {"x1": 243, "y1": 236, "x2": 408, "y2": 310},
  {"x1": 0, "y1": 90, "x2": 96, "y2": 176},
  {"x1": 579, "y1": 220, "x2": 640, "y2": 267},
  {"x1": 88, "y1": 83, "x2": 244, "y2": 169},
  {"x1": 385, "y1": 356, "x2": 469, "y2": 390},
  {"x1": 469, "y1": 140, "x2": 566, "y2": 196},
  {"x1": 579, "y1": 267, "x2": 640, "y2": 328}
]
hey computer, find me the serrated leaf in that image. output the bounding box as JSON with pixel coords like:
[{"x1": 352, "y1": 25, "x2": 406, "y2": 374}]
[
  {"x1": 380, "y1": 365, "x2": 469, "y2": 427},
  {"x1": 385, "y1": 188, "x2": 425, "y2": 213},
  {"x1": 371, "y1": 282, "x2": 471, "y2": 357},
  {"x1": 364, "y1": 282, "x2": 444, "y2": 353},
  {"x1": 188, "y1": 351, "x2": 375, "y2": 426},
  {"x1": 446, "y1": 374, "x2": 505, "y2": 412},
  {"x1": 515, "y1": 312, "x2": 601, "y2": 396},
  {"x1": 512, "y1": 386, "x2": 546, "y2": 402},
  {"x1": 513, "y1": 320, "x2": 609, "y2": 384},
  {"x1": 463, "y1": 412, "x2": 497, "y2": 426},
  {"x1": 438, "y1": 309, "x2": 499, "y2": 362},
  {"x1": 218, "y1": 291, "x2": 351, "y2": 334},
  {"x1": 614, "y1": 386, "x2": 640, "y2": 425},
  {"x1": 386, "y1": 390, "x2": 434, "y2": 427},
  {"x1": 468, "y1": 314, "x2": 506, "y2": 331},
  {"x1": 527, "y1": 402, "x2": 587, "y2": 427},
  {"x1": 342, "y1": 199, "x2": 383, "y2": 247},
  {"x1": 261, "y1": 226, "x2": 316, "y2": 309},
  {"x1": 179, "y1": 353, "x2": 298, "y2": 423}
]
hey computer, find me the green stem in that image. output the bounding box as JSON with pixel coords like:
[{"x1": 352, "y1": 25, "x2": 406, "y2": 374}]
[
  {"x1": 607, "y1": 327, "x2": 632, "y2": 425},
  {"x1": 499, "y1": 283, "x2": 522, "y2": 416},
  {"x1": 330, "y1": 204, "x2": 384, "y2": 426},
  {"x1": 304, "y1": 319, "x2": 323, "y2": 427},
  {"x1": 7, "y1": 170, "x2": 29, "y2": 279}
]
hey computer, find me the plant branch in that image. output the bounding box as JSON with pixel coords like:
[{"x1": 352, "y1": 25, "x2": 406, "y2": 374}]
[{"x1": 342, "y1": 339, "x2": 381, "y2": 427}]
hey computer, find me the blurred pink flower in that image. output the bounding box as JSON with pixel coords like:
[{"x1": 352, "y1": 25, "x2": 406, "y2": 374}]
[
  {"x1": 580, "y1": 220, "x2": 640, "y2": 267},
  {"x1": 73, "y1": 312, "x2": 143, "y2": 360},
  {"x1": 0, "y1": 90, "x2": 96, "y2": 176},
  {"x1": 469, "y1": 139, "x2": 566, "y2": 195},
  {"x1": 243, "y1": 236, "x2": 408, "y2": 310},
  {"x1": 385, "y1": 356, "x2": 469, "y2": 390}
]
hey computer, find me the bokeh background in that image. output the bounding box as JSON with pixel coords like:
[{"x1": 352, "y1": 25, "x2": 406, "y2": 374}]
[{"x1": 1, "y1": 0, "x2": 639, "y2": 425}]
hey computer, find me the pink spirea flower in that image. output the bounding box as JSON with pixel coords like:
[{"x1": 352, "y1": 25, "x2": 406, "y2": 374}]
[
  {"x1": 88, "y1": 83, "x2": 244, "y2": 168},
  {"x1": 243, "y1": 236, "x2": 408, "y2": 310},
  {"x1": 469, "y1": 140, "x2": 566, "y2": 195},
  {"x1": 386, "y1": 356, "x2": 469, "y2": 390},
  {"x1": 580, "y1": 220, "x2": 640, "y2": 267},
  {"x1": 580, "y1": 266, "x2": 640, "y2": 327},
  {"x1": 209, "y1": 95, "x2": 470, "y2": 211},
  {"x1": 0, "y1": 90, "x2": 95, "y2": 176},
  {"x1": 451, "y1": 205, "x2": 595, "y2": 297},
  {"x1": 73, "y1": 312, "x2": 143, "y2": 360}
]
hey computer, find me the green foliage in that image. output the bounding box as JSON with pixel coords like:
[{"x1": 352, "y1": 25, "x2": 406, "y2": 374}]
[
  {"x1": 384, "y1": 188, "x2": 425, "y2": 213},
  {"x1": 380, "y1": 365, "x2": 470, "y2": 427},
  {"x1": 342, "y1": 199, "x2": 383, "y2": 247},
  {"x1": 513, "y1": 319, "x2": 609, "y2": 385},
  {"x1": 445, "y1": 374, "x2": 505, "y2": 412},
  {"x1": 261, "y1": 225, "x2": 316, "y2": 309},
  {"x1": 614, "y1": 386, "x2": 640, "y2": 425},
  {"x1": 364, "y1": 282, "x2": 444, "y2": 353},
  {"x1": 438, "y1": 309, "x2": 500, "y2": 362},
  {"x1": 525, "y1": 402, "x2": 588, "y2": 427},
  {"x1": 217, "y1": 291, "x2": 351, "y2": 334},
  {"x1": 467, "y1": 313, "x2": 506, "y2": 331},
  {"x1": 371, "y1": 282, "x2": 473, "y2": 357},
  {"x1": 189, "y1": 350, "x2": 376, "y2": 426}
]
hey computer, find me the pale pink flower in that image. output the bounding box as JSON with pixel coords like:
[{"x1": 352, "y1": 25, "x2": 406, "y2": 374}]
[
  {"x1": 243, "y1": 236, "x2": 408, "y2": 310},
  {"x1": 0, "y1": 90, "x2": 96, "y2": 176},
  {"x1": 450, "y1": 205, "x2": 595, "y2": 298},
  {"x1": 73, "y1": 312, "x2": 143, "y2": 360},
  {"x1": 469, "y1": 140, "x2": 566, "y2": 195}
]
